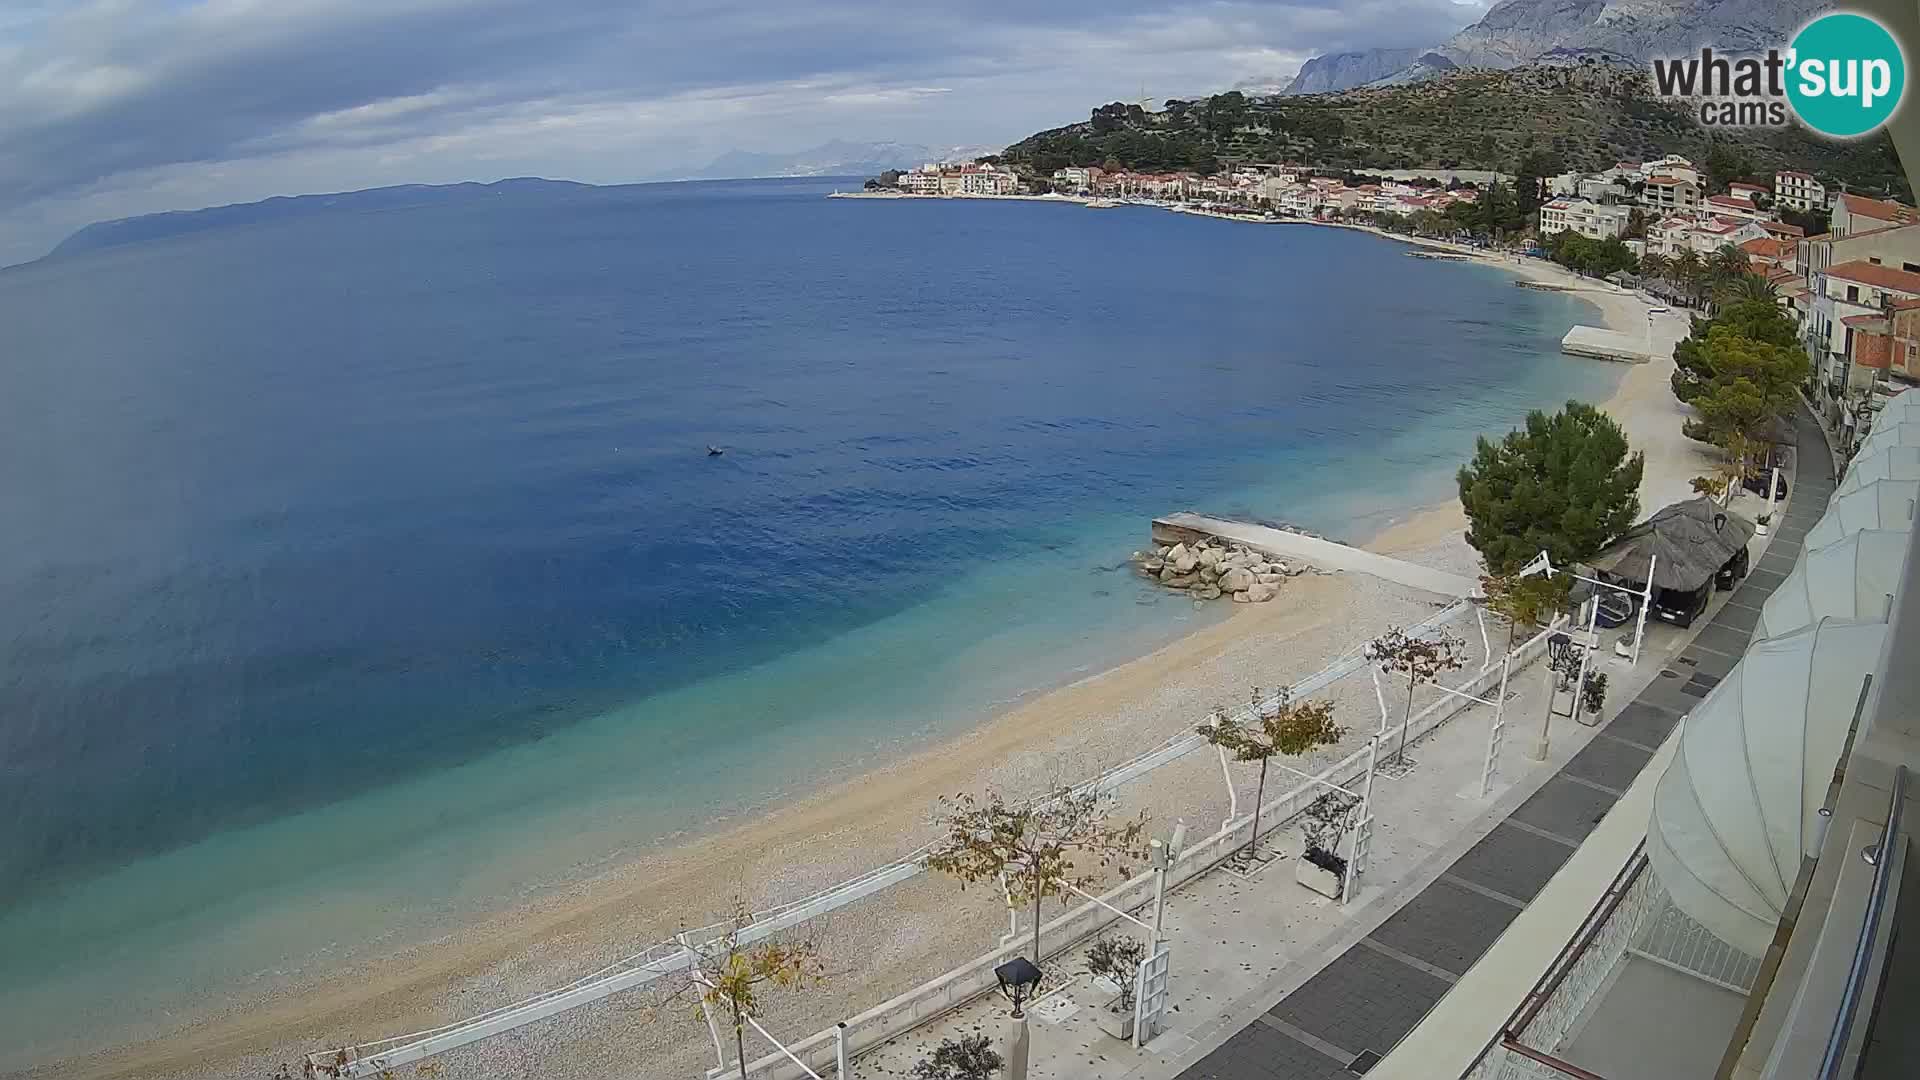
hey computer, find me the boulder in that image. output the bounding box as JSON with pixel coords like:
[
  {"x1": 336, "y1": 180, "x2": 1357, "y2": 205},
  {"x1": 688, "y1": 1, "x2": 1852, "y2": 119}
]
[
  {"x1": 1232, "y1": 591, "x2": 1251, "y2": 603},
  {"x1": 1256, "y1": 572, "x2": 1283, "y2": 586},
  {"x1": 1218, "y1": 566, "x2": 1256, "y2": 592},
  {"x1": 1158, "y1": 565, "x2": 1178, "y2": 583},
  {"x1": 1246, "y1": 583, "x2": 1278, "y2": 602},
  {"x1": 1141, "y1": 559, "x2": 1164, "y2": 573},
  {"x1": 1197, "y1": 547, "x2": 1223, "y2": 568},
  {"x1": 1164, "y1": 572, "x2": 1200, "y2": 588},
  {"x1": 1171, "y1": 547, "x2": 1200, "y2": 574},
  {"x1": 1200, "y1": 565, "x2": 1220, "y2": 583},
  {"x1": 1195, "y1": 584, "x2": 1223, "y2": 600},
  {"x1": 1245, "y1": 561, "x2": 1269, "y2": 575}
]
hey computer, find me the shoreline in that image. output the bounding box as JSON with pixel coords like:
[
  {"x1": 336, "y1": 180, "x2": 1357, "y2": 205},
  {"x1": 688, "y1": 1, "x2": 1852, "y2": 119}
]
[{"x1": 29, "y1": 212, "x2": 1707, "y2": 1080}]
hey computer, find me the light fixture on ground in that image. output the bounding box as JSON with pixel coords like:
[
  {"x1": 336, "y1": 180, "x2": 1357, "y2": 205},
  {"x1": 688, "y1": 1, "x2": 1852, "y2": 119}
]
[
  {"x1": 994, "y1": 956, "x2": 1042, "y2": 1080},
  {"x1": 994, "y1": 956, "x2": 1043, "y2": 1018}
]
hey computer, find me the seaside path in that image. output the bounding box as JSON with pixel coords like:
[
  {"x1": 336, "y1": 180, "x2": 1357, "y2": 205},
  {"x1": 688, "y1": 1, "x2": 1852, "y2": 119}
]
[{"x1": 1154, "y1": 402, "x2": 1835, "y2": 1080}]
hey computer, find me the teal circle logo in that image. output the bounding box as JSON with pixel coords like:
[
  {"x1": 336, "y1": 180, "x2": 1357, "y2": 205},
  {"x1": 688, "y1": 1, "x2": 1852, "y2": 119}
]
[{"x1": 1787, "y1": 12, "x2": 1906, "y2": 138}]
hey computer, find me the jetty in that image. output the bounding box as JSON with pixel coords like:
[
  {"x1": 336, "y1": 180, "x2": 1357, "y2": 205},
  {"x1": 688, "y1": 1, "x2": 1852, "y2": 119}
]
[
  {"x1": 1561, "y1": 324, "x2": 1651, "y2": 364},
  {"x1": 1151, "y1": 512, "x2": 1479, "y2": 598}
]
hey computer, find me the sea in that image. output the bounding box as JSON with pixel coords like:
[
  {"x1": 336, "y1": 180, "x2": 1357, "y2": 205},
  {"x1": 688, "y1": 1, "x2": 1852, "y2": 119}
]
[{"x1": 0, "y1": 177, "x2": 1619, "y2": 1067}]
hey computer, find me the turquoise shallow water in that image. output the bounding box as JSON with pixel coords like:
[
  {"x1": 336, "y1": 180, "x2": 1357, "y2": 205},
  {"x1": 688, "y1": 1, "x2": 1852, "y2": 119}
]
[{"x1": 0, "y1": 179, "x2": 1620, "y2": 1065}]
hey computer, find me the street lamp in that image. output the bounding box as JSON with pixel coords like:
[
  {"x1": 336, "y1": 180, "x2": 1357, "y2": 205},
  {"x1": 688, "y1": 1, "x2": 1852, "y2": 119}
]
[
  {"x1": 994, "y1": 956, "x2": 1043, "y2": 1019},
  {"x1": 1547, "y1": 631, "x2": 1573, "y2": 670}
]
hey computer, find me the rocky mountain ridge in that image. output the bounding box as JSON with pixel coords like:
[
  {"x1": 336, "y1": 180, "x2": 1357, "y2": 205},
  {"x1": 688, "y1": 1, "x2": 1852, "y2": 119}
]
[{"x1": 1285, "y1": 0, "x2": 1831, "y2": 94}]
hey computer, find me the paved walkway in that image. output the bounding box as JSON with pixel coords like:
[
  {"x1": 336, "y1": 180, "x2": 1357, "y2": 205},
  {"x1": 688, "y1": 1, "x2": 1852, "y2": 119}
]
[{"x1": 1167, "y1": 405, "x2": 1838, "y2": 1079}]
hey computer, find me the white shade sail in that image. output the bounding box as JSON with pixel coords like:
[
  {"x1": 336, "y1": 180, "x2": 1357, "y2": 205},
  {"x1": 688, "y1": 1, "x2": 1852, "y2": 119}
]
[
  {"x1": 1837, "y1": 445, "x2": 1920, "y2": 496},
  {"x1": 1758, "y1": 530, "x2": 1909, "y2": 639},
  {"x1": 1869, "y1": 387, "x2": 1920, "y2": 425},
  {"x1": 1649, "y1": 619, "x2": 1890, "y2": 955},
  {"x1": 1853, "y1": 418, "x2": 1920, "y2": 463},
  {"x1": 1803, "y1": 478, "x2": 1919, "y2": 549}
]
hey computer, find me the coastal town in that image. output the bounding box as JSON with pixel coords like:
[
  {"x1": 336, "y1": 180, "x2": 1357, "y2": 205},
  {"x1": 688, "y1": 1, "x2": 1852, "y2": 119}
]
[{"x1": 861, "y1": 151, "x2": 1920, "y2": 452}]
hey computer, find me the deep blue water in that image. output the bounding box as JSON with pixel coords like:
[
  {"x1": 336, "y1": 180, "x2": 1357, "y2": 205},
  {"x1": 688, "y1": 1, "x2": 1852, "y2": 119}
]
[{"x1": 0, "y1": 177, "x2": 1616, "y2": 1063}]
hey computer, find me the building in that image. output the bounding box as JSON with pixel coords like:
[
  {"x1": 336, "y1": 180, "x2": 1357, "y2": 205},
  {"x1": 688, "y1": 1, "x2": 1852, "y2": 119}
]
[
  {"x1": 1648, "y1": 215, "x2": 1768, "y2": 257},
  {"x1": 1740, "y1": 235, "x2": 1797, "y2": 274},
  {"x1": 898, "y1": 168, "x2": 943, "y2": 194},
  {"x1": 1578, "y1": 176, "x2": 1629, "y2": 203},
  {"x1": 1775, "y1": 169, "x2": 1828, "y2": 211},
  {"x1": 1539, "y1": 197, "x2": 1631, "y2": 240},
  {"x1": 1832, "y1": 192, "x2": 1917, "y2": 238},
  {"x1": 1640, "y1": 176, "x2": 1702, "y2": 214},
  {"x1": 1703, "y1": 193, "x2": 1766, "y2": 223},
  {"x1": 1641, "y1": 154, "x2": 1699, "y2": 185},
  {"x1": 1050, "y1": 166, "x2": 1102, "y2": 192},
  {"x1": 1728, "y1": 181, "x2": 1768, "y2": 204},
  {"x1": 1806, "y1": 259, "x2": 1920, "y2": 413}
]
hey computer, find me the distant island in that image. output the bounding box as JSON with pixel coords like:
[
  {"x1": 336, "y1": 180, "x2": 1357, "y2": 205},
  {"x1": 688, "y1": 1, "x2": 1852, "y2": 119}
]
[{"x1": 46, "y1": 177, "x2": 595, "y2": 261}]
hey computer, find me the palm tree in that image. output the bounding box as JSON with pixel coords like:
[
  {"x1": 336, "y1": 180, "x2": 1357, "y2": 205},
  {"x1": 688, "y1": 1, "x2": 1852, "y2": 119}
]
[
  {"x1": 1718, "y1": 270, "x2": 1779, "y2": 306},
  {"x1": 1639, "y1": 252, "x2": 1670, "y2": 295},
  {"x1": 1709, "y1": 242, "x2": 1751, "y2": 284},
  {"x1": 1670, "y1": 249, "x2": 1705, "y2": 307}
]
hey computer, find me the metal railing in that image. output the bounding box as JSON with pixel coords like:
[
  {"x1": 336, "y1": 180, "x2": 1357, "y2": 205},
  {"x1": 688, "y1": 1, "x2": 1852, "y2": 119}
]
[
  {"x1": 1817, "y1": 764, "x2": 1909, "y2": 1080},
  {"x1": 1464, "y1": 847, "x2": 1655, "y2": 1080}
]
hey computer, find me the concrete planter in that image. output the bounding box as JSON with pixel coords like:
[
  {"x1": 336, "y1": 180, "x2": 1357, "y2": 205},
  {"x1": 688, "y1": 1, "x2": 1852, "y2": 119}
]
[
  {"x1": 1296, "y1": 850, "x2": 1345, "y2": 899},
  {"x1": 1096, "y1": 998, "x2": 1135, "y2": 1041}
]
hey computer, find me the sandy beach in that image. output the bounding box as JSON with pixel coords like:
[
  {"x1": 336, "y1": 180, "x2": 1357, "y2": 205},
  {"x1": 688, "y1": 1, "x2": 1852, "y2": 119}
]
[{"x1": 32, "y1": 221, "x2": 1714, "y2": 1080}]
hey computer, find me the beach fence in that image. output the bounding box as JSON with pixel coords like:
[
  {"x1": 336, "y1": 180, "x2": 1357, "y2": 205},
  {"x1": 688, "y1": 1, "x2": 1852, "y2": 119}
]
[{"x1": 312, "y1": 594, "x2": 1562, "y2": 1079}]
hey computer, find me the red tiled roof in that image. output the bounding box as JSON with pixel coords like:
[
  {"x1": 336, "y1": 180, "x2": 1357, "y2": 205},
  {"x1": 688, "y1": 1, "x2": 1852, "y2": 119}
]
[
  {"x1": 1840, "y1": 193, "x2": 1916, "y2": 223},
  {"x1": 1827, "y1": 259, "x2": 1920, "y2": 293},
  {"x1": 1706, "y1": 195, "x2": 1754, "y2": 209},
  {"x1": 1645, "y1": 177, "x2": 1688, "y2": 187},
  {"x1": 1845, "y1": 313, "x2": 1888, "y2": 328},
  {"x1": 1764, "y1": 221, "x2": 1807, "y2": 238}
]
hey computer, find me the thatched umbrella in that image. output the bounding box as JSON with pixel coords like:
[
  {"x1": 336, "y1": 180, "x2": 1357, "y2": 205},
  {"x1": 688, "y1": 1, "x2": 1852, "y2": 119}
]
[{"x1": 1590, "y1": 497, "x2": 1756, "y2": 592}]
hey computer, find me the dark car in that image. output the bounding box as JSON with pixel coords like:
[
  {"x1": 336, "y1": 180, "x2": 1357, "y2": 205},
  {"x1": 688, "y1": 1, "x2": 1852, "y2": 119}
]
[{"x1": 1742, "y1": 471, "x2": 1788, "y2": 499}]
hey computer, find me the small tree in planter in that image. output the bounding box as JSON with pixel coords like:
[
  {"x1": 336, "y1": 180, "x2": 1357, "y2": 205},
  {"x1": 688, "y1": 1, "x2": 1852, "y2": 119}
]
[
  {"x1": 913, "y1": 1034, "x2": 1003, "y2": 1080},
  {"x1": 1084, "y1": 933, "x2": 1149, "y2": 1039},
  {"x1": 673, "y1": 901, "x2": 827, "y2": 1080},
  {"x1": 925, "y1": 784, "x2": 1150, "y2": 966},
  {"x1": 1479, "y1": 571, "x2": 1568, "y2": 652},
  {"x1": 1367, "y1": 627, "x2": 1469, "y2": 769},
  {"x1": 1196, "y1": 688, "x2": 1344, "y2": 864},
  {"x1": 1296, "y1": 790, "x2": 1361, "y2": 898},
  {"x1": 1581, "y1": 670, "x2": 1609, "y2": 717}
]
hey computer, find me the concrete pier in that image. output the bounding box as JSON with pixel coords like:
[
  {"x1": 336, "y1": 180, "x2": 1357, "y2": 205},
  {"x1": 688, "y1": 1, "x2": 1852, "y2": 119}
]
[
  {"x1": 1561, "y1": 325, "x2": 1651, "y2": 363},
  {"x1": 1151, "y1": 512, "x2": 1479, "y2": 599}
]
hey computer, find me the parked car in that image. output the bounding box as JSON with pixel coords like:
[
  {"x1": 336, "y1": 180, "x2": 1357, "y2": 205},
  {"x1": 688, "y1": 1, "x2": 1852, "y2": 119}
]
[
  {"x1": 1652, "y1": 583, "x2": 1711, "y2": 628},
  {"x1": 1742, "y1": 471, "x2": 1788, "y2": 499}
]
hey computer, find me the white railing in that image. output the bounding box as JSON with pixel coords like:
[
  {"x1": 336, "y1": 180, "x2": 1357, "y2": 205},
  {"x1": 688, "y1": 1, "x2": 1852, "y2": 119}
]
[
  {"x1": 316, "y1": 595, "x2": 1522, "y2": 1077},
  {"x1": 727, "y1": 605, "x2": 1558, "y2": 1080}
]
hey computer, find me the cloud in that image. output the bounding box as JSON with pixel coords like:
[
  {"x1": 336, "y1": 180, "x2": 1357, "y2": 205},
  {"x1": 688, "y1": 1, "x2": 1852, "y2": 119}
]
[{"x1": 0, "y1": 0, "x2": 1489, "y2": 263}]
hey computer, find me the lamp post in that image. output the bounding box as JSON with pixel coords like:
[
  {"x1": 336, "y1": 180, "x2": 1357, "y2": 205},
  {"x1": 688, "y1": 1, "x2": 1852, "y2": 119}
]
[
  {"x1": 1537, "y1": 631, "x2": 1572, "y2": 760},
  {"x1": 994, "y1": 956, "x2": 1043, "y2": 1080}
]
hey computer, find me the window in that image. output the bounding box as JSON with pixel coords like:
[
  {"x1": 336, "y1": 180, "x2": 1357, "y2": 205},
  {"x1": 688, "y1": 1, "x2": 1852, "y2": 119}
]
[
  {"x1": 1871, "y1": 257, "x2": 1883, "y2": 265},
  {"x1": 1848, "y1": 285, "x2": 1861, "y2": 302}
]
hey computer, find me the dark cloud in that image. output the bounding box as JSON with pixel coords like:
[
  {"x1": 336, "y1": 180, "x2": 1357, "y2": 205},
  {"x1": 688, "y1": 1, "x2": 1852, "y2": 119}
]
[{"x1": 0, "y1": 0, "x2": 1487, "y2": 262}]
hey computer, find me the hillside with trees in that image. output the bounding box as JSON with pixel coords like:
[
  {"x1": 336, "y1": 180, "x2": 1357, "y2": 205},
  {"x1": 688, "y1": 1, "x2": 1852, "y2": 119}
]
[{"x1": 1001, "y1": 63, "x2": 1909, "y2": 201}]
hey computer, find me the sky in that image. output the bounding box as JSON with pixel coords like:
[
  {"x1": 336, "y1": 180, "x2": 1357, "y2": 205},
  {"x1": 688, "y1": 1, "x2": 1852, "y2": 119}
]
[{"x1": 0, "y1": 0, "x2": 1492, "y2": 265}]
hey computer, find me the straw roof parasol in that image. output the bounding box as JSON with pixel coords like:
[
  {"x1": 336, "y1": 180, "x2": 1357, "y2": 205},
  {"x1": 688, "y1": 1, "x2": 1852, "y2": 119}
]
[{"x1": 1590, "y1": 497, "x2": 1755, "y2": 592}]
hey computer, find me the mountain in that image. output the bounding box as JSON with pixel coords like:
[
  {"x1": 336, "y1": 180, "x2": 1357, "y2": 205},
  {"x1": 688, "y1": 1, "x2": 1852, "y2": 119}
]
[
  {"x1": 1281, "y1": 0, "x2": 1832, "y2": 93},
  {"x1": 46, "y1": 178, "x2": 592, "y2": 261},
  {"x1": 1001, "y1": 64, "x2": 1909, "y2": 200},
  {"x1": 1281, "y1": 48, "x2": 1425, "y2": 94},
  {"x1": 667, "y1": 140, "x2": 997, "y2": 181},
  {"x1": 1425, "y1": 0, "x2": 1827, "y2": 71}
]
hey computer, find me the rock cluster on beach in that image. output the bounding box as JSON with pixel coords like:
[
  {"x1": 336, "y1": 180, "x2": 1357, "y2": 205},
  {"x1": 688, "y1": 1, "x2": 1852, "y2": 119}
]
[{"x1": 1132, "y1": 538, "x2": 1302, "y2": 603}]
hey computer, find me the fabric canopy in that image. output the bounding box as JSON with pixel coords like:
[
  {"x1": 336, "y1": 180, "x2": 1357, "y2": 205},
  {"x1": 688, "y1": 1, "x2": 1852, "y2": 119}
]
[
  {"x1": 1591, "y1": 497, "x2": 1754, "y2": 591},
  {"x1": 1803, "y1": 478, "x2": 1919, "y2": 549},
  {"x1": 1870, "y1": 387, "x2": 1920, "y2": 425},
  {"x1": 1853, "y1": 418, "x2": 1920, "y2": 463},
  {"x1": 1648, "y1": 619, "x2": 1890, "y2": 955},
  {"x1": 1759, "y1": 529, "x2": 1909, "y2": 639},
  {"x1": 1838, "y1": 445, "x2": 1920, "y2": 496}
]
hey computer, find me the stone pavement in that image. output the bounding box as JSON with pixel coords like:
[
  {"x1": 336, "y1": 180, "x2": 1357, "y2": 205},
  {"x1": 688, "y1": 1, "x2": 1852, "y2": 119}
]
[{"x1": 1163, "y1": 404, "x2": 1837, "y2": 1079}]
